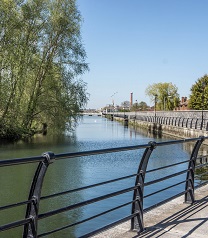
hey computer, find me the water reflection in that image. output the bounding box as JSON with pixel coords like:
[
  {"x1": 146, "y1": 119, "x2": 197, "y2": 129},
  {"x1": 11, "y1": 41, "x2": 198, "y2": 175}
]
[{"x1": 0, "y1": 115, "x2": 208, "y2": 237}]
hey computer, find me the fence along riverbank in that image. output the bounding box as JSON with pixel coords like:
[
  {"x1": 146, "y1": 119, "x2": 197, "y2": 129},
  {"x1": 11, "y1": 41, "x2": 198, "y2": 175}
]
[
  {"x1": 108, "y1": 111, "x2": 208, "y2": 143},
  {"x1": 0, "y1": 137, "x2": 208, "y2": 237},
  {"x1": 92, "y1": 184, "x2": 208, "y2": 238}
]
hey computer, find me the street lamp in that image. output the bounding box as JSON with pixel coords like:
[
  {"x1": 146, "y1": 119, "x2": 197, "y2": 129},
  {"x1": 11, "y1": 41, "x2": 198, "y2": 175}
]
[
  {"x1": 111, "y1": 92, "x2": 118, "y2": 114},
  {"x1": 134, "y1": 100, "x2": 138, "y2": 119},
  {"x1": 135, "y1": 100, "x2": 138, "y2": 111},
  {"x1": 135, "y1": 100, "x2": 138, "y2": 108},
  {"x1": 201, "y1": 82, "x2": 206, "y2": 130},
  {"x1": 154, "y1": 94, "x2": 158, "y2": 122}
]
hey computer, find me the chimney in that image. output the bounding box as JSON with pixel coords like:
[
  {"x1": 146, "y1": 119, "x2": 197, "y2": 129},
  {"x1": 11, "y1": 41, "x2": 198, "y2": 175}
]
[{"x1": 181, "y1": 97, "x2": 184, "y2": 103}]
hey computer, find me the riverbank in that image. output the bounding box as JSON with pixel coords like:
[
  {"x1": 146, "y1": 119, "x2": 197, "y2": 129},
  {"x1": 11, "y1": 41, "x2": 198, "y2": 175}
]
[{"x1": 112, "y1": 116, "x2": 208, "y2": 145}]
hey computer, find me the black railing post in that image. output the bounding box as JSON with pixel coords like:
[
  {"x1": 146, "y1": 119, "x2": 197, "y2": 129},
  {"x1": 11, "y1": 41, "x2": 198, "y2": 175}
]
[
  {"x1": 195, "y1": 119, "x2": 198, "y2": 129},
  {"x1": 168, "y1": 117, "x2": 171, "y2": 125},
  {"x1": 185, "y1": 137, "x2": 204, "y2": 204},
  {"x1": 190, "y1": 118, "x2": 194, "y2": 128},
  {"x1": 182, "y1": 118, "x2": 185, "y2": 127},
  {"x1": 171, "y1": 117, "x2": 174, "y2": 125},
  {"x1": 178, "y1": 117, "x2": 181, "y2": 127},
  {"x1": 186, "y1": 118, "x2": 189, "y2": 128},
  {"x1": 131, "y1": 141, "x2": 156, "y2": 233},
  {"x1": 23, "y1": 152, "x2": 55, "y2": 238},
  {"x1": 175, "y1": 117, "x2": 178, "y2": 126},
  {"x1": 206, "y1": 121, "x2": 208, "y2": 131}
]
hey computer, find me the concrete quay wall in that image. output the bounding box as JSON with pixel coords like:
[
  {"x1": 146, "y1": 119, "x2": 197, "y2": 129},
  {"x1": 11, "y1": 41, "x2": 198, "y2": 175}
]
[
  {"x1": 113, "y1": 116, "x2": 208, "y2": 145},
  {"x1": 130, "y1": 119, "x2": 208, "y2": 138}
]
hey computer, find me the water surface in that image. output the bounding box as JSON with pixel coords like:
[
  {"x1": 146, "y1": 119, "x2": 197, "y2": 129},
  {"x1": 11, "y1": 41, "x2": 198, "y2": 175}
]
[{"x1": 0, "y1": 115, "x2": 205, "y2": 237}]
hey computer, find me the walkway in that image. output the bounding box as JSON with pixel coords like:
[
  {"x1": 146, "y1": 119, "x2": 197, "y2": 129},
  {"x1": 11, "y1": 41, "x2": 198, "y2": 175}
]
[{"x1": 92, "y1": 184, "x2": 208, "y2": 238}]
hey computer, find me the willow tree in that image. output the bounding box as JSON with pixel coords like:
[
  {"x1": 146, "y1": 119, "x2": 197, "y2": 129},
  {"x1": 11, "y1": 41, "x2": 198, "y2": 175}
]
[
  {"x1": 0, "y1": 0, "x2": 88, "y2": 139},
  {"x1": 189, "y1": 75, "x2": 208, "y2": 110},
  {"x1": 145, "y1": 82, "x2": 180, "y2": 110}
]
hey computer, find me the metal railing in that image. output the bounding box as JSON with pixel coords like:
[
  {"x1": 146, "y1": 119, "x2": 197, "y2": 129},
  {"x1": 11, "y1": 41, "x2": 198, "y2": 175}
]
[
  {"x1": 109, "y1": 113, "x2": 208, "y2": 131},
  {"x1": 1, "y1": 137, "x2": 208, "y2": 237},
  {"x1": 132, "y1": 115, "x2": 208, "y2": 131}
]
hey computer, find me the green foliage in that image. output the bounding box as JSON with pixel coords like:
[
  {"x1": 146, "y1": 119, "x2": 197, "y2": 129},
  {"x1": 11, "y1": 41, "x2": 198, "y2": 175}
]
[
  {"x1": 189, "y1": 75, "x2": 208, "y2": 110},
  {"x1": 131, "y1": 101, "x2": 148, "y2": 111},
  {"x1": 195, "y1": 166, "x2": 208, "y2": 180},
  {"x1": 0, "y1": 0, "x2": 89, "y2": 140},
  {"x1": 145, "y1": 82, "x2": 180, "y2": 110}
]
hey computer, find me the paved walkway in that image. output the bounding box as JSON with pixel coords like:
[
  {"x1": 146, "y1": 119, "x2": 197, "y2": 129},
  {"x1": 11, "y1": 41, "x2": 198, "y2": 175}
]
[{"x1": 92, "y1": 184, "x2": 208, "y2": 238}]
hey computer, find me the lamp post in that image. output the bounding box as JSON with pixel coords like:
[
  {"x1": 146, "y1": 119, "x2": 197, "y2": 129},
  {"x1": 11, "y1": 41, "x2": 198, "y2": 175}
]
[
  {"x1": 154, "y1": 94, "x2": 158, "y2": 122},
  {"x1": 201, "y1": 82, "x2": 206, "y2": 130},
  {"x1": 111, "y1": 92, "x2": 118, "y2": 115},
  {"x1": 134, "y1": 100, "x2": 138, "y2": 120}
]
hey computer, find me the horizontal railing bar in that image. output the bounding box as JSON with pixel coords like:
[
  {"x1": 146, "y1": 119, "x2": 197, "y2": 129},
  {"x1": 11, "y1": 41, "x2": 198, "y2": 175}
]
[
  {"x1": 154, "y1": 137, "x2": 207, "y2": 146},
  {"x1": 198, "y1": 155, "x2": 208, "y2": 158},
  {"x1": 0, "y1": 217, "x2": 31, "y2": 232},
  {"x1": 41, "y1": 173, "x2": 137, "y2": 200},
  {"x1": 1, "y1": 137, "x2": 206, "y2": 167},
  {"x1": 55, "y1": 144, "x2": 150, "y2": 159},
  {"x1": 55, "y1": 137, "x2": 207, "y2": 160},
  {"x1": 78, "y1": 213, "x2": 139, "y2": 238},
  {"x1": 0, "y1": 145, "x2": 146, "y2": 167},
  {"x1": 195, "y1": 171, "x2": 208, "y2": 178},
  {"x1": 145, "y1": 169, "x2": 188, "y2": 186},
  {"x1": 0, "y1": 156, "x2": 43, "y2": 167},
  {"x1": 39, "y1": 186, "x2": 138, "y2": 219},
  {"x1": 38, "y1": 200, "x2": 136, "y2": 237},
  {"x1": 0, "y1": 199, "x2": 32, "y2": 211},
  {"x1": 195, "y1": 163, "x2": 208, "y2": 169},
  {"x1": 38, "y1": 184, "x2": 208, "y2": 238},
  {"x1": 147, "y1": 159, "x2": 189, "y2": 173},
  {"x1": 195, "y1": 181, "x2": 208, "y2": 189},
  {"x1": 144, "y1": 179, "x2": 186, "y2": 198}
]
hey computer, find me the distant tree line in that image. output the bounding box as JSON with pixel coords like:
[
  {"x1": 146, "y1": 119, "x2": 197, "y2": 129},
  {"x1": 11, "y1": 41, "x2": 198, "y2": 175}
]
[
  {"x1": 0, "y1": 0, "x2": 88, "y2": 140},
  {"x1": 112, "y1": 76, "x2": 208, "y2": 112},
  {"x1": 189, "y1": 74, "x2": 208, "y2": 110},
  {"x1": 145, "y1": 75, "x2": 208, "y2": 111}
]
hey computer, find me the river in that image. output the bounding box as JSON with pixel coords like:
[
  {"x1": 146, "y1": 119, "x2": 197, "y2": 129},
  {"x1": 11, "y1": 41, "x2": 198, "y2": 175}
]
[{"x1": 0, "y1": 115, "x2": 206, "y2": 237}]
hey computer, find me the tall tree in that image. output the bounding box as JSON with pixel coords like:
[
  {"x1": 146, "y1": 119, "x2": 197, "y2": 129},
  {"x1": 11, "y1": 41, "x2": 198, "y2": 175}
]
[
  {"x1": 189, "y1": 74, "x2": 208, "y2": 110},
  {"x1": 145, "y1": 82, "x2": 180, "y2": 110},
  {"x1": 0, "y1": 0, "x2": 89, "y2": 139},
  {"x1": 131, "y1": 101, "x2": 148, "y2": 111},
  {"x1": 137, "y1": 101, "x2": 148, "y2": 111}
]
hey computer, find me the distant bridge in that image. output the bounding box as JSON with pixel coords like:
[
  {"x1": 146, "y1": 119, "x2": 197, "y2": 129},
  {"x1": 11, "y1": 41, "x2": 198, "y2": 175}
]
[{"x1": 81, "y1": 112, "x2": 102, "y2": 116}]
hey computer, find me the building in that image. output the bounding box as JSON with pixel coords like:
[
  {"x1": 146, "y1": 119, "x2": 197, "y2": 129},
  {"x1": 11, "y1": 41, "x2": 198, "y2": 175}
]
[{"x1": 177, "y1": 97, "x2": 189, "y2": 110}]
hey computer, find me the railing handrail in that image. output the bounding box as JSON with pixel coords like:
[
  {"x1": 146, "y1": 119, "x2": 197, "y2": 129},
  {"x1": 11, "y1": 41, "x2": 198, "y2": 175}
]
[
  {"x1": 107, "y1": 112, "x2": 208, "y2": 131},
  {"x1": 1, "y1": 136, "x2": 208, "y2": 237},
  {"x1": 0, "y1": 137, "x2": 203, "y2": 167}
]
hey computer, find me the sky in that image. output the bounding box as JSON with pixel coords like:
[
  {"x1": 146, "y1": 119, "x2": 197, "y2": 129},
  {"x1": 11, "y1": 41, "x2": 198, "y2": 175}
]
[{"x1": 76, "y1": 0, "x2": 208, "y2": 109}]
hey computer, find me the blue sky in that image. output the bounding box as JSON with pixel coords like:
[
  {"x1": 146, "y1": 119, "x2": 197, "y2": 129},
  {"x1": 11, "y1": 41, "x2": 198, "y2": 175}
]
[{"x1": 77, "y1": 0, "x2": 208, "y2": 109}]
